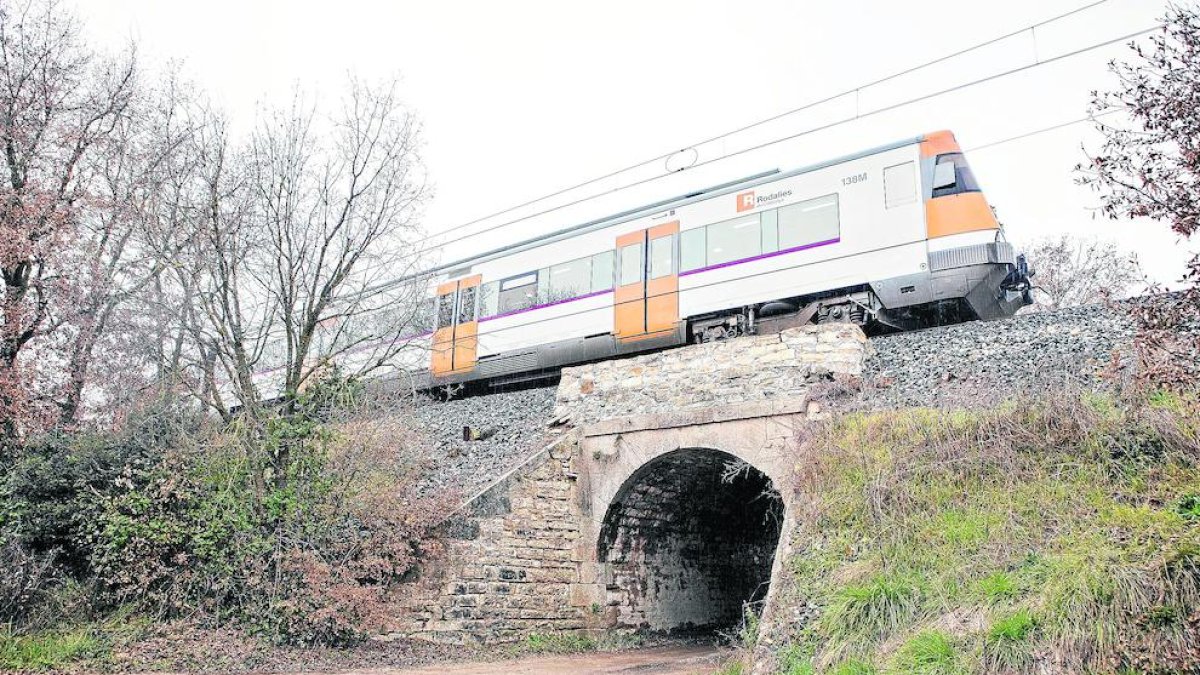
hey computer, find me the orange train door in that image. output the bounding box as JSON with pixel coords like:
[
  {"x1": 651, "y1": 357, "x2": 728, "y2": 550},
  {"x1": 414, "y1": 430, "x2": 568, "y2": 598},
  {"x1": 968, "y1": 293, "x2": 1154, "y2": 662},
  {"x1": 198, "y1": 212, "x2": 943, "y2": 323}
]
[
  {"x1": 614, "y1": 221, "x2": 679, "y2": 341},
  {"x1": 430, "y1": 274, "x2": 481, "y2": 377}
]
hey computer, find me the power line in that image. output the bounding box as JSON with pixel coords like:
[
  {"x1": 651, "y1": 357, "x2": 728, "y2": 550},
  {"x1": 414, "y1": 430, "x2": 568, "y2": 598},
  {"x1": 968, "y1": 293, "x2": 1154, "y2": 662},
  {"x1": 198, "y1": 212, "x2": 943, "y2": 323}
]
[
  {"x1": 243, "y1": 105, "x2": 1140, "y2": 379},
  {"x1": 314, "y1": 108, "x2": 1152, "y2": 364},
  {"x1": 348, "y1": 17, "x2": 1157, "y2": 305},
  {"x1": 963, "y1": 109, "x2": 1120, "y2": 153},
  {"x1": 410, "y1": 0, "x2": 1114, "y2": 252},
  {"x1": 400, "y1": 24, "x2": 1160, "y2": 273}
]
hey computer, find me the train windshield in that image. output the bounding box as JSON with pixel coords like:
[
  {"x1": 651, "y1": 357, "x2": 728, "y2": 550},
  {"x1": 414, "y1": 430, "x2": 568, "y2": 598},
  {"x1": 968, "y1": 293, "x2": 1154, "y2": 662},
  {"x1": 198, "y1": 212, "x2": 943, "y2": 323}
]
[{"x1": 932, "y1": 153, "x2": 981, "y2": 198}]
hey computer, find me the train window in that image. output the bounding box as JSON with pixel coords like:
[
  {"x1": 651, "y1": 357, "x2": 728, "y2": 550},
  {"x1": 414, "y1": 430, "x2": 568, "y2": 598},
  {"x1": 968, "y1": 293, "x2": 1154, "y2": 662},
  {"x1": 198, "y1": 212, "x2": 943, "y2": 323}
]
[
  {"x1": 778, "y1": 194, "x2": 840, "y2": 250},
  {"x1": 436, "y1": 291, "x2": 457, "y2": 330},
  {"x1": 680, "y1": 228, "x2": 705, "y2": 271},
  {"x1": 884, "y1": 162, "x2": 917, "y2": 208},
  {"x1": 411, "y1": 297, "x2": 436, "y2": 333},
  {"x1": 480, "y1": 281, "x2": 499, "y2": 318},
  {"x1": 591, "y1": 250, "x2": 614, "y2": 291},
  {"x1": 549, "y1": 257, "x2": 592, "y2": 301},
  {"x1": 707, "y1": 214, "x2": 761, "y2": 266},
  {"x1": 649, "y1": 235, "x2": 674, "y2": 279},
  {"x1": 537, "y1": 267, "x2": 552, "y2": 304},
  {"x1": 498, "y1": 272, "x2": 538, "y2": 314},
  {"x1": 619, "y1": 242, "x2": 643, "y2": 286},
  {"x1": 931, "y1": 153, "x2": 981, "y2": 198},
  {"x1": 457, "y1": 285, "x2": 477, "y2": 324},
  {"x1": 761, "y1": 210, "x2": 779, "y2": 253}
]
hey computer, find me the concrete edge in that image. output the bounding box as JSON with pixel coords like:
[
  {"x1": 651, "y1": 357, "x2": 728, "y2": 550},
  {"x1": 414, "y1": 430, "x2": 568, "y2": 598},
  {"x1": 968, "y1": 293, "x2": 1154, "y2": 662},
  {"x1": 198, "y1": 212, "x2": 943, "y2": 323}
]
[{"x1": 579, "y1": 396, "x2": 813, "y2": 438}]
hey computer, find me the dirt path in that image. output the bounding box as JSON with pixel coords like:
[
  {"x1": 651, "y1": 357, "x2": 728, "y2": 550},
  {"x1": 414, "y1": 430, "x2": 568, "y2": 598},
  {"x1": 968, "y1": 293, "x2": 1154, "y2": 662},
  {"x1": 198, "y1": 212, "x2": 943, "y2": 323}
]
[{"x1": 313, "y1": 644, "x2": 728, "y2": 675}]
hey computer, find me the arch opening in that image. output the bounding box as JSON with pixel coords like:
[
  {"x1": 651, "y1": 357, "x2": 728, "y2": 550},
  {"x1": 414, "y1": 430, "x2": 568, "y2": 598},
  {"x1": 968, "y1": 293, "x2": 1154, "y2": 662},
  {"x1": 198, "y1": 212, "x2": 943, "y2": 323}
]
[{"x1": 597, "y1": 448, "x2": 784, "y2": 635}]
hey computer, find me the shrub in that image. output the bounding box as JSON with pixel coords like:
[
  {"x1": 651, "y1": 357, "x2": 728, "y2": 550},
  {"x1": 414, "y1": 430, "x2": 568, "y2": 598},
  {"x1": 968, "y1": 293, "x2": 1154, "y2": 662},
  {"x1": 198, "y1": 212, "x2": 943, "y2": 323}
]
[
  {"x1": 85, "y1": 378, "x2": 455, "y2": 645},
  {"x1": 0, "y1": 542, "x2": 59, "y2": 625},
  {"x1": 0, "y1": 377, "x2": 454, "y2": 647}
]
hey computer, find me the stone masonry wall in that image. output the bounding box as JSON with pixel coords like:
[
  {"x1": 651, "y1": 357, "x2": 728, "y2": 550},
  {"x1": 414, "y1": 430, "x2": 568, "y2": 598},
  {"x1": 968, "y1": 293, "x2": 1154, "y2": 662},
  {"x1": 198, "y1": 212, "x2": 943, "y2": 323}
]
[
  {"x1": 554, "y1": 324, "x2": 869, "y2": 425},
  {"x1": 388, "y1": 324, "x2": 869, "y2": 645},
  {"x1": 388, "y1": 436, "x2": 601, "y2": 644}
]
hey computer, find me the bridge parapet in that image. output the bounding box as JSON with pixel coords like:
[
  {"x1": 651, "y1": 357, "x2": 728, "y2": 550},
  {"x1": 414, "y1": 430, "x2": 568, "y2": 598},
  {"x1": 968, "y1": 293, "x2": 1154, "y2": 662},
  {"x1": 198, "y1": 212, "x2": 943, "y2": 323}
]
[
  {"x1": 554, "y1": 324, "x2": 869, "y2": 426},
  {"x1": 388, "y1": 324, "x2": 870, "y2": 645}
]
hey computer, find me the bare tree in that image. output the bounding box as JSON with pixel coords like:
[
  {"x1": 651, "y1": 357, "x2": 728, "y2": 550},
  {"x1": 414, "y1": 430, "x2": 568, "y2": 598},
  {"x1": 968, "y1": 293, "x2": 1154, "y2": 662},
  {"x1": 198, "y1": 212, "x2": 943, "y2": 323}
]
[
  {"x1": 55, "y1": 72, "x2": 202, "y2": 425},
  {"x1": 163, "y1": 79, "x2": 431, "y2": 423},
  {"x1": 1079, "y1": 3, "x2": 1200, "y2": 388},
  {"x1": 0, "y1": 0, "x2": 137, "y2": 445},
  {"x1": 1022, "y1": 235, "x2": 1143, "y2": 312},
  {"x1": 1079, "y1": 4, "x2": 1200, "y2": 264}
]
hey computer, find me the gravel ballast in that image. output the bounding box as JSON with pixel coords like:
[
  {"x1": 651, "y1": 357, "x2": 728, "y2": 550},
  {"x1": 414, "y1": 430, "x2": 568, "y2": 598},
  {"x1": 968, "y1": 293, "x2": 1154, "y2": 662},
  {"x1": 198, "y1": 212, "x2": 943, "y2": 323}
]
[
  {"x1": 399, "y1": 302, "x2": 1152, "y2": 494},
  {"x1": 852, "y1": 303, "x2": 1137, "y2": 410},
  {"x1": 403, "y1": 385, "x2": 560, "y2": 497}
]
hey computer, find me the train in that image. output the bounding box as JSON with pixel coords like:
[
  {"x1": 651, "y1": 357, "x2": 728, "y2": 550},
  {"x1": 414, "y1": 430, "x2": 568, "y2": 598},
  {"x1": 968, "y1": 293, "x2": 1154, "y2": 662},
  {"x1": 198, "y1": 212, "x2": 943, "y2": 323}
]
[{"x1": 399, "y1": 130, "x2": 1033, "y2": 388}]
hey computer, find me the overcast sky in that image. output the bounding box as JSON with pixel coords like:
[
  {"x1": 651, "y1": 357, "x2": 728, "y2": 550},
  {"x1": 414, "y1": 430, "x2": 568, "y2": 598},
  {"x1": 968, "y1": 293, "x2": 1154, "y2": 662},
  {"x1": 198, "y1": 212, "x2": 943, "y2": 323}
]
[{"x1": 73, "y1": 0, "x2": 1189, "y2": 287}]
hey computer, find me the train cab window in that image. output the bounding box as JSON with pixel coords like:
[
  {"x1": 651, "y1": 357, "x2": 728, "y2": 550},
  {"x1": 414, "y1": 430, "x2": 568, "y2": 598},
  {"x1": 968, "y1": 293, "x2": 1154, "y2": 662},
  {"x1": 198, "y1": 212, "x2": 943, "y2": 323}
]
[
  {"x1": 436, "y1": 291, "x2": 457, "y2": 330},
  {"x1": 649, "y1": 235, "x2": 674, "y2": 279},
  {"x1": 549, "y1": 257, "x2": 592, "y2": 301},
  {"x1": 931, "y1": 153, "x2": 981, "y2": 198},
  {"x1": 680, "y1": 228, "x2": 705, "y2": 272},
  {"x1": 591, "y1": 250, "x2": 614, "y2": 290},
  {"x1": 707, "y1": 214, "x2": 761, "y2": 266},
  {"x1": 498, "y1": 272, "x2": 538, "y2": 314},
  {"x1": 778, "y1": 194, "x2": 840, "y2": 250},
  {"x1": 884, "y1": 162, "x2": 918, "y2": 209},
  {"x1": 618, "y1": 242, "x2": 643, "y2": 286},
  {"x1": 457, "y1": 285, "x2": 477, "y2": 324}
]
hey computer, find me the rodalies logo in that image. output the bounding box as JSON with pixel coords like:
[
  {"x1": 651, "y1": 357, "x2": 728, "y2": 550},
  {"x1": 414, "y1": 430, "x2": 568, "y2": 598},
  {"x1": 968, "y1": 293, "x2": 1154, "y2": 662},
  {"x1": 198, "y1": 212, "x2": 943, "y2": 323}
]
[{"x1": 736, "y1": 189, "x2": 792, "y2": 212}]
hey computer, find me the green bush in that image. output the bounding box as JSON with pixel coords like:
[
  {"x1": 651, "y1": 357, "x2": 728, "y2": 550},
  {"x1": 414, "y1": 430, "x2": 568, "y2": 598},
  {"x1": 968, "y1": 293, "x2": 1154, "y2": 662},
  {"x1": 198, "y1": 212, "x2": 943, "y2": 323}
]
[{"x1": 0, "y1": 377, "x2": 453, "y2": 648}]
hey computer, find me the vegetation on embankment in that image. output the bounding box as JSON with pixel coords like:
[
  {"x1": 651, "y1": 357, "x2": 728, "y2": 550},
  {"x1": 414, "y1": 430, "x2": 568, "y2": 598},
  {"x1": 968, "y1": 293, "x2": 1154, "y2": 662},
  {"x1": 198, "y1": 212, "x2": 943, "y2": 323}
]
[
  {"x1": 766, "y1": 390, "x2": 1200, "y2": 675},
  {"x1": 0, "y1": 376, "x2": 454, "y2": 672}
]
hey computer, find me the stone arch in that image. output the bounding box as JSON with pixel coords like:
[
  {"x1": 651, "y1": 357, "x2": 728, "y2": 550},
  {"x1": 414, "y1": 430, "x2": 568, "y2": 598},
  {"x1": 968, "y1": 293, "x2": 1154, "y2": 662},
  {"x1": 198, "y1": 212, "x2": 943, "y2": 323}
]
[{"x1": 595, "y1": 446, "x2": 784, "y2": 633}]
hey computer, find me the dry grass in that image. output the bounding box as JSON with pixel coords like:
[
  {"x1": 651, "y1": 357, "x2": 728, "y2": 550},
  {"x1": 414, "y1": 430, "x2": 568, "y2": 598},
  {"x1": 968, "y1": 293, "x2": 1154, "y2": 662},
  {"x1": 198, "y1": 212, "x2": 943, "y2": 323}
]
[{"x1": 772, "y1": 388, "x2": 1200, "y2": 674}]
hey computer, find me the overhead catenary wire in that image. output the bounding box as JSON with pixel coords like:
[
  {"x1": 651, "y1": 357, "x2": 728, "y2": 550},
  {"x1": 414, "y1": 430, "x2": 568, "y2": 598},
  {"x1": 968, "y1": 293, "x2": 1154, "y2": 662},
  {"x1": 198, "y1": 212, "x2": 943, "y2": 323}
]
[
  {"x1": 354, "y1": 21, "x2": 1161, "y2": 301},
  {"x1": 239, "y1": 104, "x2": 1142, "y2": 380},
  {"x1": 407, "y1": 0, "x2": 1115, "y2": 253},
  {"x1": 233, "y1": 4, "x2": 1153, "y2": 326}
]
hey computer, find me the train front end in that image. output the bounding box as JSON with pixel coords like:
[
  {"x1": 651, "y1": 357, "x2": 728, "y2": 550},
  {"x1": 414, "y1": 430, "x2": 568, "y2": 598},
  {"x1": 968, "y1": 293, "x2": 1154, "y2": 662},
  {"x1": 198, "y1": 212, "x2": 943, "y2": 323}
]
[{"x1": 874, "y1": 130, "x2": 1033, "y2": 326}]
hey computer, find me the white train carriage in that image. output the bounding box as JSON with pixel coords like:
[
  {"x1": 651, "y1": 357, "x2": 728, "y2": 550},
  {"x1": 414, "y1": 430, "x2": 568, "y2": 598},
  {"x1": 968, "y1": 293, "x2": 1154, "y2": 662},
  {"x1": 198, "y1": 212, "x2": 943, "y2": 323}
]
[{"x1": 420, "y1": 130, "x2": 1031, "y2": 387}]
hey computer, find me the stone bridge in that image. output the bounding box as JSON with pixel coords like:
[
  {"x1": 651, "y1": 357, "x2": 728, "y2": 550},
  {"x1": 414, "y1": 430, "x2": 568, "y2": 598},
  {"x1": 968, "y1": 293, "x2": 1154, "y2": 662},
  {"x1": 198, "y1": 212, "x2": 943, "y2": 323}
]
[{"x1": 390, "y1": 325, "x2": 867, "y2": 644}]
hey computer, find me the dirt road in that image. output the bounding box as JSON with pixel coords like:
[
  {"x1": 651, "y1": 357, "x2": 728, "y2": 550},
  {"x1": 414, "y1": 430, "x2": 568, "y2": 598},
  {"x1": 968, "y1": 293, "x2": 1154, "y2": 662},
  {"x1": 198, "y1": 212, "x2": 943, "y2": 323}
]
[{"x1": 323, "y1": 644, "x2": 728, "y2": 675}]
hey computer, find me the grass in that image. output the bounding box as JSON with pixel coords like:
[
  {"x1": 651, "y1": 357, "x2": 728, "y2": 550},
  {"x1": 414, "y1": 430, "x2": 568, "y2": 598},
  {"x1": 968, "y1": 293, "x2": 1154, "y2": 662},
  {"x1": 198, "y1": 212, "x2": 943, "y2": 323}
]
[
  {"x1": 519, "y1": 631, "x2": 599, "y2": 654},
  {"x1": 714, "y1": 659, "x2": 747, "y2": 675},
  {"x1": 0, "y1": 627, "x2": 106, "y2": 671},
  {"x1": 984, "y1": 609, "x2": 1037, "y2": 670},
  {"x1": 513, "y1": 630, "x2": 648, "y2": 657},
  {"x1": 824, "y1": 573, "x2": 922, "y2": 642},
  {"x1": 972, "y1": 572, "x2": 1017, "y2": 603},
  {"x1": 769, "y1": 391, "x2": 1200, "y2": 674},
  {"x1": 890, "y1": 631, "x2": 965, "y2": 674}
]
